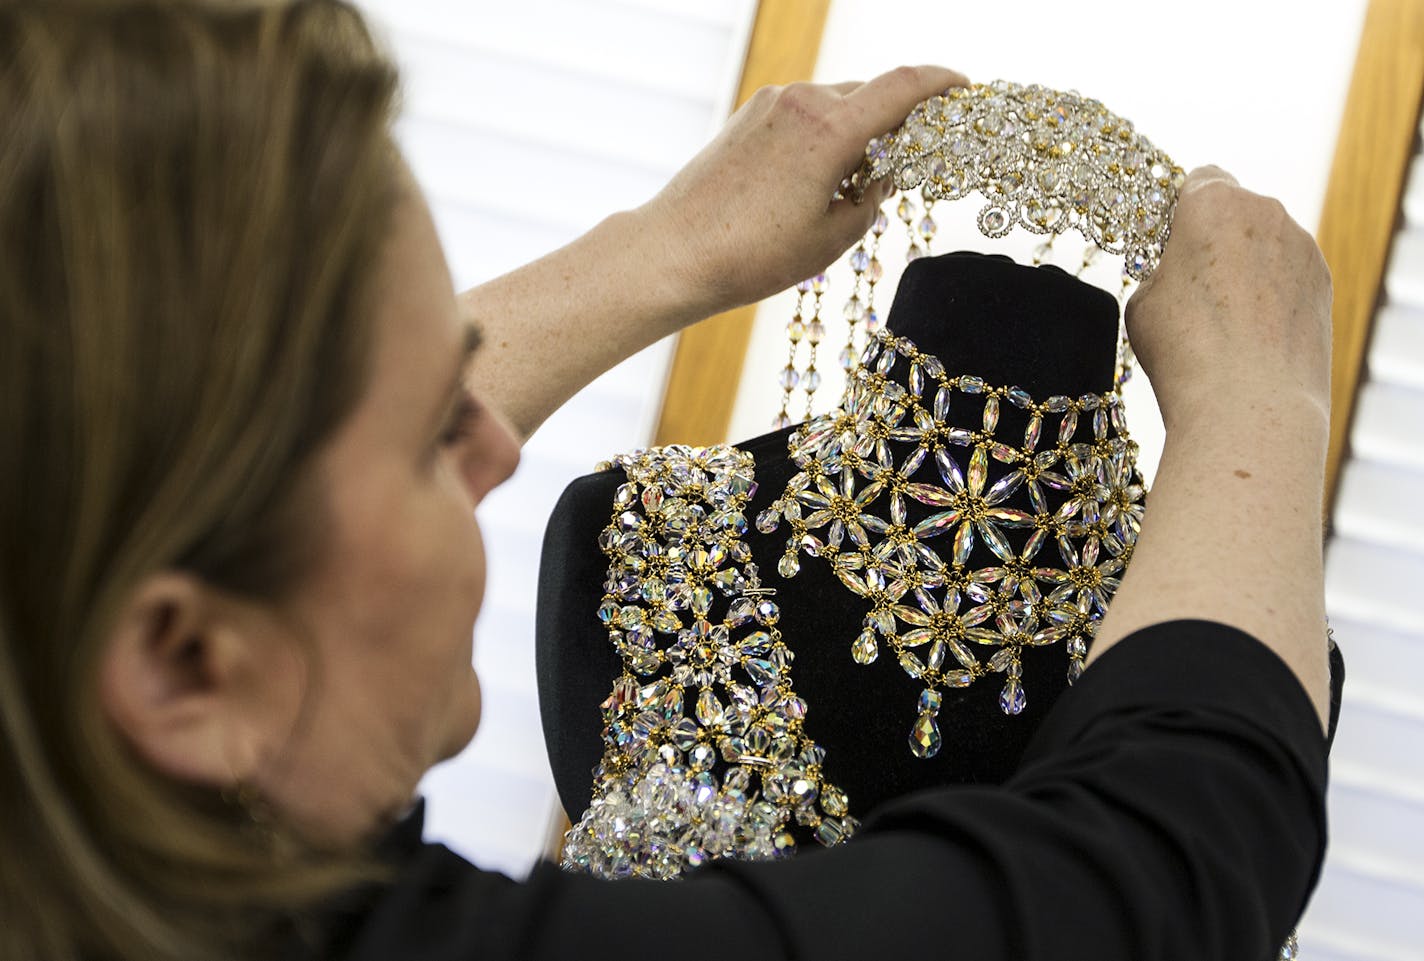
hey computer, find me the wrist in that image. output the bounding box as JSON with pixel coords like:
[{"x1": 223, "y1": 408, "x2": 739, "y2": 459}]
[
  {"x1": 1159, "y1": 392, "x2": 1328, "y2": 524},
  {"x1": 1162, "y1": 384, "x2": 1329, "y2": 448}
]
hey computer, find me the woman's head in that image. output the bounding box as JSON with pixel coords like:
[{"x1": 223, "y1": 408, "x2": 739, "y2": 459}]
[{"x1": 0, "y1": 1, "x2": 515, "y2": 957}]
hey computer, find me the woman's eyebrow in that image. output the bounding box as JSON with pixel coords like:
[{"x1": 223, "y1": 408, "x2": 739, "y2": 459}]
[
  {"x1": 448, "y1": 322, "x2": 484, "y2": 387},
  {"x1": 458, "y1": 322, "x2": 483, "y2": 366},
  {"x1": 431, "y1": 323, "x2": 484, "y2": 430}
]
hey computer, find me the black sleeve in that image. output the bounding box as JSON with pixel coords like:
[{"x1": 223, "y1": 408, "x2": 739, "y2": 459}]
[{"x1": 338, "y1": 620, "x2": 1333, "y2": 961}]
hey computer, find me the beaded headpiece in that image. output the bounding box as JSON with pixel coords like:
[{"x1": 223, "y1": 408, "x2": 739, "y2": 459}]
[
  {"x1": 775, "y1": 79, "x2": 1186, "y2": 428},
  {"x1": 844, "y1": 79, "x2": 1185, "y2": 280}
]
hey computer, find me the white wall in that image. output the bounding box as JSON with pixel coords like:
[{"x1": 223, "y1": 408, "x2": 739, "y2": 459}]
[{"x1": 1311, "y1": 140, "x2": 1424, "y2": 961}]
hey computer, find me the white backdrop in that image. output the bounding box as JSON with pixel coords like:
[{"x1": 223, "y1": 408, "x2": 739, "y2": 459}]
[{"x1": 357, "y1": 4, "x2": 1416, "y2": 960}]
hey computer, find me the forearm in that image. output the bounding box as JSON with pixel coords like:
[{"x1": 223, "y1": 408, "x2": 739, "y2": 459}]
[
  {"x1": 457, "y1": 208, "x2": 710, "y2": 441},
  {"x1": 455, "y1": 68, "x2": 970, "y2": 441},
  {"x1": 1087, "y1": 393, "x2": 1331, "y2": 729}
]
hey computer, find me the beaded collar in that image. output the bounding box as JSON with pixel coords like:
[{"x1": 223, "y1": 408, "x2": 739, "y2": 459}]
[{"x1": 760, "y1": 329, "x2": 1143, "y2": 759}]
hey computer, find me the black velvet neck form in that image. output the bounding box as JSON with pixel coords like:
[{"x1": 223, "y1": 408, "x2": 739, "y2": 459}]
[{"x1": 536, "y1": 251, "x2": 1122, "y2": 822}]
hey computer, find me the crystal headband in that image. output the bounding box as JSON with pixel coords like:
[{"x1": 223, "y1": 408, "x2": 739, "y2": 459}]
[
  {"x1": 840, "y1": 80, "x2": 1185, "y2": 281},
  {"x1": 777, "y1": 80, "x2": 1181, "y2": 428}
]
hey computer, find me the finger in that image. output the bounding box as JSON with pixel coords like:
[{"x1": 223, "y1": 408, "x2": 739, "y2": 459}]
[
  {"x1": 837, "y1": 174, "x2": 896, "y2": 208},
  {"x1": 1183, "y1": 164, "x2": 1239, "y2": 190},
  {"x1": 842, "y1": 65, "x2": 970, "y2": 136},
  {"x1": 825, "y1": 185, "x2": 890, "y2": 241},
  {"x1": 827, "y1": 80, "x2": 864, "y2": 96}
]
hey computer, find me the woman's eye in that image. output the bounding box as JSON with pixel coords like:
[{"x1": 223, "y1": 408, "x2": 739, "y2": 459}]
[{"x1": 439, "y1": 392, "x2": 482, "y2": 447}]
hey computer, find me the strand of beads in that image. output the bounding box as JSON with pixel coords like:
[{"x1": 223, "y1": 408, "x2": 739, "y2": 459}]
[
  {"x1": 897, "y1": 191, "x2": 923, "y2": 262},
  {"x1": 917, "y1": 185, "x2": 938, "y2": 253},
  {"x1": 773, "y1": 286, "x2": 807, "y2": 431},
  {"x1": 775, "y1": 274, "x2": 828, "y2": 430},
  {"x1": 802, "y1": 281, "x2": 827, "y2": 422},
  {"x1": 839, "y1": 212, "x2": 886, "y2": 389}
]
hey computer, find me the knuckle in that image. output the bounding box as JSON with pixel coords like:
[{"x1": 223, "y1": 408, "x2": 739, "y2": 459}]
[
  {"x1": 748, "y1": 84, "x2": 781, "y2": 107},
  {"x1": 1176, "y1": 178, "x2": 1235, "y2": 225},
  {"x1": 887, "y1": 65, "x2": 923, "y2": 90},
  {"x1": 774, "y1": 81, "x2": 837, "y2": 130},
  {"x1": 1260, "y1": 195, "x2": 1289, "y2": 220},
  {"x1": 1195, "y1": 177, "x2": 1238, "y2": 202},
  {"x1": 777, "y1": 81, "x2": 816, "y2": 109},
  {"x1": 1184, "y1": 164, "x2": 1234, "y2": 189}
]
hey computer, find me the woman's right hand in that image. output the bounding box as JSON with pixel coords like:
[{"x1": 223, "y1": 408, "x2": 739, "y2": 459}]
[{"x1": 1124, "y1": 165, "x2": 1332, "y2": 432}]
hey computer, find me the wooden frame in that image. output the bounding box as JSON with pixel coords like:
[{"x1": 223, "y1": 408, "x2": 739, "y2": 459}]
[
  {"x1": 652, "y1": 0, "x2": 833, "y2": 446},
  {"x1": 1318, "y1": 0, "x2": 1424, "y2": 512}
]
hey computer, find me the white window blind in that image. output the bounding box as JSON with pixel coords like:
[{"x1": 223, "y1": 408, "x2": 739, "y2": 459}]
[
  {"x1": 1297, "y1": 128, "x2": 1424, "y2": 961},
  {"x1": 357, "y1": 0, "x2": 757, "y2": 878}
]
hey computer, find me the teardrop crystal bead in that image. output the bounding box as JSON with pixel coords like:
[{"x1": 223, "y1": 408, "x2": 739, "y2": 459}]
[{"x1": 908, "y1": 713, "x2": 942, "y2": 759}]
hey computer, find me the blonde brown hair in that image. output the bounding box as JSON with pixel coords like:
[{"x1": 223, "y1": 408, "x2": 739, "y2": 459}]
[{"x1": 0, "y1": 1, "x2": 402, "y2": 957}]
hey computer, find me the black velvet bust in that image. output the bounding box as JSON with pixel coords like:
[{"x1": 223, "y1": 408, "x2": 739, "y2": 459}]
[{"x1": 536, "y1": 250, "x2": 1121, "y2": 822}]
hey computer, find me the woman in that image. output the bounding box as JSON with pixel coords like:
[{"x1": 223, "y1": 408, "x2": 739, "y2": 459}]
[{"x1": 0, "y1": 1, "x2": 1335, "y2": 959}]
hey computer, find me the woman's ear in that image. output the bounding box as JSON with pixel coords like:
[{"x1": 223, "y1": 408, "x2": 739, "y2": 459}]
[{"x1": 98, "y1": 572, "x2": 307, "y2": 788}]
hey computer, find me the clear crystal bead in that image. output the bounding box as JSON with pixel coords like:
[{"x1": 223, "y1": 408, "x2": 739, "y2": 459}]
[
  {"x1": 999, "y1": 678, "x2": 1027, "y2": 715},
  {"x1": 908, "y1": 712, "x2": 942, "y2": 758}
]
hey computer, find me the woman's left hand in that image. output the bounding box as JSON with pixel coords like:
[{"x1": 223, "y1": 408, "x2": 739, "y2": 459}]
[{"x1": 636, "y1": 65, "x2": 969, "y2": 318}]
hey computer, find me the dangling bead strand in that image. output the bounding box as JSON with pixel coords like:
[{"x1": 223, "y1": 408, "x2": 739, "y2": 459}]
[
  {"x1": 897, "y1": 191, "x2": 922, "y2": 263},
  {"x1": 802, "y1": 273, "x2": 828, "y2": 421},
  {"x1": 774, "y1": 281, "x2": 812, "y2": 430},
  {"x1": 916, "y1": 184, "x2": 938, "y2": 255}
]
